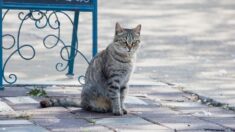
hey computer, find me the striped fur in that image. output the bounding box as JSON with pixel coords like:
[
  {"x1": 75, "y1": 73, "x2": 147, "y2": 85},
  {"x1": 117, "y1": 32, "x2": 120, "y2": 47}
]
[{"x1": 40, "y1": 23, "x2": 141, "y2": 116}]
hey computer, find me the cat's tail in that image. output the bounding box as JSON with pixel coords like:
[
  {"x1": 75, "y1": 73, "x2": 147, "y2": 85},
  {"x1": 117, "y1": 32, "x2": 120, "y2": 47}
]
[{"x1": 40, "y1": 97, "x2": 81, "y2": 108}]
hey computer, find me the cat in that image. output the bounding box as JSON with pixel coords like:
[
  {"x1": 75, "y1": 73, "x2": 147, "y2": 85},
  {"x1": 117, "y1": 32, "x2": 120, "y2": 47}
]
[{"x1": 40, "y1": 22, "x2": 141, "y2": 116}]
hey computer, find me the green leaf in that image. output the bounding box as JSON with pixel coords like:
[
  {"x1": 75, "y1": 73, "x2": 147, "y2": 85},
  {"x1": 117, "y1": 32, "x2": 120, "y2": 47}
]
[{"x1": 27, "y1": 88, "x2": 47, "y2": 97}]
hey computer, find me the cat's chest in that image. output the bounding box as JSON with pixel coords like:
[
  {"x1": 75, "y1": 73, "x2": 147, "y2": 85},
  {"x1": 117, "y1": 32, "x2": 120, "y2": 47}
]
[
  {"x1": 106, "y1": 62, "x2": 133, "y2": 81},
  {"x1": 105, "y1": 53, "x2": 134, "y2": 79},
  {"x1": 109, "y1": 56, "x2": 134, "y2": 70},
  {"x1": 107, "y1": 61, "x2": 133, "y2": 72}
]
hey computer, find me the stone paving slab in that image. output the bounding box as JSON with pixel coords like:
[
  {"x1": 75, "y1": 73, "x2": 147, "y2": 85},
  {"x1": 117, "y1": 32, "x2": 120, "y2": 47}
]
[
  {"x1": 114, "y1": 124, "x2": 171, "y2": 132},
  {"x1": 0, "y1": 120, "x2": 32, "y2": 126},
  {"x1": 138, "y1": 113, "x2": 225, "y2": 131},
  {"x1": 18, "y1": 107, "x2": 74, "y2": 119},
  {"x1": 95, "y1": 117, "x2": 170, "y2": 132},
  {"x1": 0, "y1": 125, "x2": 50, "y2": 132},
  {"x1": 42, "y1": 86, "x2": 82, "y2": 97},
  {"x1": 128, "y1": 85, "x2": 188, "y2": 106},
  {"x1": 32, "y1": 118, "x2": 91, "y2": 132},
  {"x1": 95, "y1": 117, "x2": 150, "y2": 125},
  {"x1": 161, "y1": 101, "x2": 205, "y2": 111},
  {"x1": 201, "y1": 117, "x2": 235, "y2": 130},
  {"x1": 9, "y1": 104, "x2": 40, "y2": 111},
  {"x1": 178, "y1": 130, "x2": 227, "y2": 132},
  {"x1": 170, "y1": 102, "x2": 235, "y2": 119},
  {"x1": 5, "y1": 96, "x2": 38, "y2": 104},
  {"x1": 128, "y1": 106, "x2": 179, "y2": 116},
  {"x1": 78, "y1": 125, "x2": 113, "y2": 132},
  {"x1": 0, "y1": 101, "x2": 14, "y2": 113},
  {"x1": 0, "y1": 87, "x2": 28, "y2": 97},
  {"x1": 124, "y1": 96, "x2": 148, "y2": 105}
]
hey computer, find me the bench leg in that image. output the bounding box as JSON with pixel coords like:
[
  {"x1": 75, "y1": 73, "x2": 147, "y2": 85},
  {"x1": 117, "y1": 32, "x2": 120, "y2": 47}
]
[
  {"x1": 92, "y1": 0, "x2": 98, "y2": 56},
  {"x1": 0, "y1": 8, "x2": 3, "y2": 90},
  {"x1": 66, "y1": 11, "x2": 80, "y2": 76}
]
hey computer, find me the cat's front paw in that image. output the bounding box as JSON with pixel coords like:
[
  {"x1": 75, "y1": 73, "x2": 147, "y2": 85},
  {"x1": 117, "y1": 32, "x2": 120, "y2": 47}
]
[
  {"x1": 122, "y1": 108, "x2": 128, "y2": 115},
  {"x1": 112, "y1": 110, "x2": 123, "y2": 116}
]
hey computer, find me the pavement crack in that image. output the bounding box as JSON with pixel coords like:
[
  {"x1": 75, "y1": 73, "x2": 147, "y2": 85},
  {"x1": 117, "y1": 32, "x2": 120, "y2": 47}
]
[
  {"x1": 101, "y1": 125, "x2": 118, "y2": 132},
  {"x1": 204, "y1": 128, "x2": 229, "y2": 132},
  {"x1": 183, "y1": 90, "x2": 235, "y2": 112},
  {"x1": 131, "y1": 113, "x2": 173, "y2": 130},
  {"x1": 199, "y1": 117, "x2": 235, "y2": 132},
  {"x1": 161, "y1": 81, "x2": 235, "y2": 113}
]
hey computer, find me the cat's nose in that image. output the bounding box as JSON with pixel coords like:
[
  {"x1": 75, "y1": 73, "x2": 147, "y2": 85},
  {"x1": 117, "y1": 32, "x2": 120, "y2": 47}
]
[{"x1": 127, "y1": 46, "x2": 132, "y2": 52}]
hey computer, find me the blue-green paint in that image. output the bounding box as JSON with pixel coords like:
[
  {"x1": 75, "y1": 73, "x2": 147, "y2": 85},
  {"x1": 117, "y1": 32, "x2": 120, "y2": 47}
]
[
  {"x1": 67, "y1": 11, "x2": 80, "y2": 76},
  {"x1": 0, "y1": 0, "x2": 98, "y2": 89}
]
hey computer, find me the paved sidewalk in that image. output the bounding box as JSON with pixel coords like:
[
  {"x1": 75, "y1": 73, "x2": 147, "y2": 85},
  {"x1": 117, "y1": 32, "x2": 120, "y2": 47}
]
[
  {"x1": 0, "y1": 83, "x2": 235, "y2": 132},
  {"x1": 3, "y1": 0, "x2": 235, "y2": 109}
]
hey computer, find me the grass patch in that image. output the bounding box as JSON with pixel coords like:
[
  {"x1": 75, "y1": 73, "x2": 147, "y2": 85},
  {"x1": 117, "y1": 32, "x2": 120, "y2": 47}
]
[{"x1": 15, "y1": 113, "x2": 32, "y2": 120}]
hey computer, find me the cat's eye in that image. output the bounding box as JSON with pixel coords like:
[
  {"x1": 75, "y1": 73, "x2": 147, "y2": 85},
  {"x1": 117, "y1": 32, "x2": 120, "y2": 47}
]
[
  {"x1": 134, "y1": 40, "x2": 140, "y2": 43},
  {"x1": 131, "y1": 40, "x2": 140, "y2": 46}
]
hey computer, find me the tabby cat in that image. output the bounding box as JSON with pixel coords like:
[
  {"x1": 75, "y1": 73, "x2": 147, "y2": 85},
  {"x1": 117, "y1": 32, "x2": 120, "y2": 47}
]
[{"x1": 40, "y1": 22, "x2": 141, "y2": 116}]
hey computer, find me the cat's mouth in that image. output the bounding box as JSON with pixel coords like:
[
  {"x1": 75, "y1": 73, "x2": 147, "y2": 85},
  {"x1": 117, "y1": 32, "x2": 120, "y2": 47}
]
[{"x1": 127, "y1": 47, "x2": 132, "y2": 52}]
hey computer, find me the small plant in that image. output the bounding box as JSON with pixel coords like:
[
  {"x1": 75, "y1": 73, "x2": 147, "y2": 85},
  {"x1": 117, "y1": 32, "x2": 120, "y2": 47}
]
[
  {"x1": 15, "y1": 113, "x2": 32, "y2": 120},
  {"x1": 15, "y1": 114, "x2": 31, "y2": 120},
  {"x1": 27, "y1": 88, "x2": 47, "y2": 97},
  {"x1": 89, "y1": 119, "x2": 96, "y2": 124}
]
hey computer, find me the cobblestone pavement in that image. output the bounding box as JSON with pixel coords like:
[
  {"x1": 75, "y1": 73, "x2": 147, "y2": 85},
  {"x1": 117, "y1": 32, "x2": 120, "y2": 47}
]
[
  {"x1": 0, "y1": 84, "x2": 234, "y2": 132},
  {"x1": 1, "y1": 0, "x2": 235, "y2": 131}
]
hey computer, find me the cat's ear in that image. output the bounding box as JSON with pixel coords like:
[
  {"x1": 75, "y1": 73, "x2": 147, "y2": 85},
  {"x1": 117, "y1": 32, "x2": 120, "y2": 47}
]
[
  {"x1": 115, "y1": 22, "x2": 124, "y2": 35},
  {"x1": 134, "y1": 24, "x2": 141, "y2": 35}
]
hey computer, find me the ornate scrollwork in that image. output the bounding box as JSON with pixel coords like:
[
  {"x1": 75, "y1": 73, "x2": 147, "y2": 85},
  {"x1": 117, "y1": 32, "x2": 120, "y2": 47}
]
[{"x1": 2, "y1": 10, "x2": 89, "y2": 84}]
